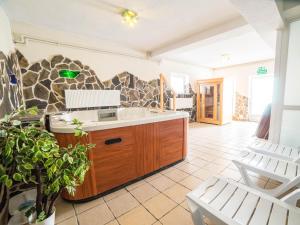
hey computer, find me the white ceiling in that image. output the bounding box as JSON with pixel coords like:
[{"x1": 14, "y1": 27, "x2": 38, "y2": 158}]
[
  {"x1": 158, "y1": 27, "x2": 275, "y2": 68},
  {"x1": 1, "y1": 0, "x2": 275, "y2": 68},
  {"x1": 2, "y1": 0, "x2": 242, "y2": 52}
]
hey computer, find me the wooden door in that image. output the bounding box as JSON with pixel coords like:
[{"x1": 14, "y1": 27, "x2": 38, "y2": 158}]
[
  {"x1": 196, "y1": 78, "x2": 223, "y2": 125},
  {"x1": 201, "y1": 83, "x2": 217, "y2": 123}
]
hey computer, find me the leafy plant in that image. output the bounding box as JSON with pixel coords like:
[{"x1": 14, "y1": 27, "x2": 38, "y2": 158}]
[{"x1": 0, "y1": 107, "x2": 94, "y2": 222}]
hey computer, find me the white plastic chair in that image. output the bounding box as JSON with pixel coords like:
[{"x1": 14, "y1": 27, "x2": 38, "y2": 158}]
[
  {"x1": 187, "y1": 176, "x2": 300, "y2": 225},
  {"x1": 233, "y1": 151, "x2": 300, "y2": 197},
  {"x1": 249, "y1": 138, "x2": 300, "y2": 163}
]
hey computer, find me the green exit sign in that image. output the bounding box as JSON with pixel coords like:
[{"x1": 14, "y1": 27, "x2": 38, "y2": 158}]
[{"x1": 257, "y1": 66, "x2": 268, "y2": 75}]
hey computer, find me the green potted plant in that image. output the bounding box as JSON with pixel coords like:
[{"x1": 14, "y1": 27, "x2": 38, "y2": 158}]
[{"x1": 0, "y1": 107, "x2": 94, "y2": 225}]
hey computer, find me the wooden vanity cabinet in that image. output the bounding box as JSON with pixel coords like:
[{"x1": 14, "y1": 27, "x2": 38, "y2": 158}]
[{"x1": 56, "y1": 118, "x2": 187, "y2": 201}]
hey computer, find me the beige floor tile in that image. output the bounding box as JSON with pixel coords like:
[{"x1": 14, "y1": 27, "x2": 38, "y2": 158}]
[
  {"x1": 163, "y1": 184, "x2": 190, "y2": 204},
  {"x1": 174, "y1": 161, "x2": 188, "y2": 168},
  {"x1": 117, "y1": 206, "x2": 156, "y2": 225},
  {"x1": 220, "y1": 168, "x2": 241, "y2": 182},
  {"x1": 184, "y1": 155, "x2": 196, "y2": 162},
  {"x1": 195, "y1": 153, "x2": 217, "y2": 162},
  {"x1": 213, "y1": 158, "x2": 231, "y2": 167},
  {"x1": 55, "y1": 198, "x2": 76, "y2": 224},
  {"x1": 129, "y1": 183, "x2": 159, "y2": 203},
  {"x1": 160, "y1": 167, "x2": 176, "y2": 175},
  {"x1": 104, "y1": 188, "x2": 128, "y2": 202},
  {"x1": 192, "y1": 168, "x2": 213, "y2": 180},
  {"x1": 77, "y1": 204, "x2": 114, "y2": 225},
  {"x1": 163, "y1": 168, "x2": 189, "y2": 182},
  {"x1": 179, "y1": 176, "x2": 203, "y2": 190},
  {"x1": 180, "y1": 200, "x2": 190, "y2": 212},
  {"x1": 143, "y1": 194, "x2": 177, "y2": 219},
  {"x1": 145, "y1": 173, "x2": 163, "y2": 182},
  {"x1": 148, "y1": 176, "x2": 176, "y2": 192},
  {"x1": 74, "y1": 197, "x2": 104, "y2": 214},
  {"x1": 177, "y1": 163, "x2": 199, "y2": 174},
  {"x1": 105, "y1": 220, "x2": 119, "y2": 225},
  {"x1": 203, "y1": 163, "x2": 226, "y2": 173},
  {"x1": 153, "y1": 221, "x2": 162, "y2": 225},
  {"x1": 160, "y1": 206, "x2": 193, "y2": 225},
  {"x1": 107, "y1": 192, "x2": 139, "y2": 217},
  {"x1": 189, "y1": 158, "x2": 209, "y2": 167},
  {"x1": 56, "y1": 216, "x2": 78, "y2": 225},
  {"x1": 126, "y1": 180, "x2": 147, "y2": 191}
]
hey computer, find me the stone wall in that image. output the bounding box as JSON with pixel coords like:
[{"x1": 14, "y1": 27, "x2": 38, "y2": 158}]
[
  {"x1": 233, "y1": 92, "x2": 249, "y2": 121},
  {"x1": 16, "y1": 51, "x2": 197, "y2": 121},
  {"x1": 0, "y1": 50, "x2": 23, "y2": 117}
]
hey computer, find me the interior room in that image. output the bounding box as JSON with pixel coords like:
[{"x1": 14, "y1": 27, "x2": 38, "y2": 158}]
[{"x1": 0, "y1": 0, "x2": 300, "y2": 225}]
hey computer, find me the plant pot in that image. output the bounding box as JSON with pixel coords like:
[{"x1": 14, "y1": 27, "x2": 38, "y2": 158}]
[{"x1": 35, "y1": 210, "x2": 55, "y2": 225}]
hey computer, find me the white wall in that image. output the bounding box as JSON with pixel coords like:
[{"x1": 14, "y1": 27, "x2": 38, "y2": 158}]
[
  {"x1": 213, "y1": 60, "x2": 275, "y2": 97},
  {"x1": 279, "y1": 20, "x2": 300, "y2": 146},
  {"x1": 160, "y1": 59, "x2": 212, "y2": 88},
  {"x1": 12, "y1": 22, "x2": 212, "y2": 82},
  {"x1": 0, "y1": 6, "x2": 14, "y2": 54}
]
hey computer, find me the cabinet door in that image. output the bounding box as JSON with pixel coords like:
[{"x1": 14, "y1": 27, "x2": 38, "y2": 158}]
[
  {"x1": 136, "y1": 123, "x2": 159, "y2": 175},
  {"x1": 157, "y1": 119, "x2": 184, "y2": 168},
  {"x1": 56, "y1": 132, "x2": 98, "y2": 201},
  {"x1": 90, "y1": 126, "x2": 139, "y2": 193}
]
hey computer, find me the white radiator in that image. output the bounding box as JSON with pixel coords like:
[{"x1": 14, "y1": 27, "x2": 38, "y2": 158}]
[
  {"x1": 169, "y1": 98, "x2": 193, "y2": 110},
  {"x1": 65, "y1": 90, "x2": 120, "y2": 109}
]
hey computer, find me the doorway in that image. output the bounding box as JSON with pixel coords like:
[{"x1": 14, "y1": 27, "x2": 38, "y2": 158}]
[{"x1": 249, "y1": 75, "x2": 274, "y2": 121}]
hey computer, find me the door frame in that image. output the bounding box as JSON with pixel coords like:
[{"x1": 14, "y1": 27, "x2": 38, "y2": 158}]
[
  {"x1": 196, "y1": 78, "x2": 223, "y2": 125},
  {"x1": 248, "y1": 74, "x2": 274, "y2": 122}
]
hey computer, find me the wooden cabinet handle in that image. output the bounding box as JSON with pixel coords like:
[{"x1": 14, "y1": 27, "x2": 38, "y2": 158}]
[{"x1": 105, "y1": 138, "x2": 122, "y2": 145}]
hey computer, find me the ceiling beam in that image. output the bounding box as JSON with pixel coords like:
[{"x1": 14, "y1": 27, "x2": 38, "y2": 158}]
[
  {"x1": 150, "y1": 16, "x2": 247, "y2": 57},
  {"x1": 283, "y1": 4, "x2": 300, "y2": 22},
  {"x1": 229, "y1": 0, "x2": 285, "y2": 49}
]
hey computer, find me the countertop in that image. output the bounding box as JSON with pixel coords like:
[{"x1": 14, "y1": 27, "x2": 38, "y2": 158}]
[{"x1": 50, "y1": 108, "x2": 189, "y2": 133}]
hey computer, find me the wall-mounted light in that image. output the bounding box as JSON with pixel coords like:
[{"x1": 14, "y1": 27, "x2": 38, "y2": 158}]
[
  {"x1": 121, "y1": 9, "x2": 138, "y2": 27},
  {"x1": 59, "y1": 70, "x2": 80, "y2": 79}
]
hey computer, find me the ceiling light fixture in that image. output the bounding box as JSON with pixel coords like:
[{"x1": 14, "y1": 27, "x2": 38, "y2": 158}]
[
  {"x1": 121, "y1": 9, "x2": 138, "y2": 27},
  {"x1": 221, "y1": 54, "x2": 231, "y2": 64}
]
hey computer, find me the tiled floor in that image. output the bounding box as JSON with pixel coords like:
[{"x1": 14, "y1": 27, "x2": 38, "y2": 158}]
[{"x1": 55, "y1": 121, "x2": 275, "y2": 225}]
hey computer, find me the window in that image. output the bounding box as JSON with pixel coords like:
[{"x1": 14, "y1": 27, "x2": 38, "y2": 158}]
[{"x1": 170, "y1": 73, "x2": 189, "y2": 94}]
